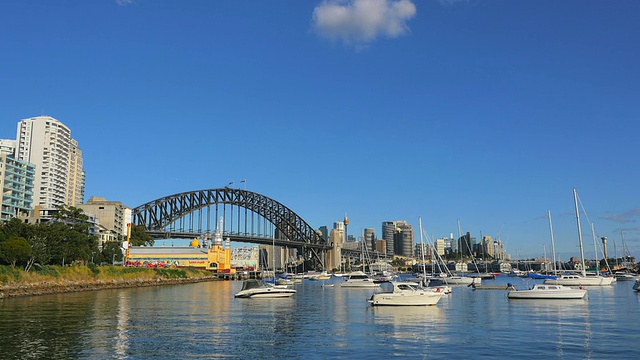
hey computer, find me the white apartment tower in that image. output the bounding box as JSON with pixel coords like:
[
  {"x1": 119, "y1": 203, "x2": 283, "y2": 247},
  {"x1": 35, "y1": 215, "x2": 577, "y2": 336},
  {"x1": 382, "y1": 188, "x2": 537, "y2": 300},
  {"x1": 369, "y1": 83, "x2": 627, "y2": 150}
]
[{"x1": 15, "y1": 116, "x2": 85, "y2": 208}]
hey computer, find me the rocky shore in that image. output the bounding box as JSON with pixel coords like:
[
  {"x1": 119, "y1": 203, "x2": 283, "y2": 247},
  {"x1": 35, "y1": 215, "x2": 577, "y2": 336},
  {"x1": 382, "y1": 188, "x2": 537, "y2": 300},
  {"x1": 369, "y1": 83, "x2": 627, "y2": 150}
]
[{"x1": 0, "y1": 274, "x2": 219, "y2": 299}]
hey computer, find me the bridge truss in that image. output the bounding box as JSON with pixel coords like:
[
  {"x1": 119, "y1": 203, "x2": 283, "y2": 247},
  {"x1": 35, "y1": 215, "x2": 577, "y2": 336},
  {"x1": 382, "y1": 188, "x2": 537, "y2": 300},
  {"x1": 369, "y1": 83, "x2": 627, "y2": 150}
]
[{"x1": 131, "y1": 188, "x2": 330, "y2": 268}]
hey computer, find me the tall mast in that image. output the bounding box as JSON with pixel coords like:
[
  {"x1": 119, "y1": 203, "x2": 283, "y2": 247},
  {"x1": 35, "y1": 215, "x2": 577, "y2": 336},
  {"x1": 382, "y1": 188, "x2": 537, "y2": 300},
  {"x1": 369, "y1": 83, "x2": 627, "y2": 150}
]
[
  {"x1": 573, "y1": 188, "x2": 587, "y2": 277},
  {"x1": 419, "y1": 217, "x2": 427, "y2": 281},
  {"x1": 548, "y1": 210, "x2": 557, "y2": 276}
]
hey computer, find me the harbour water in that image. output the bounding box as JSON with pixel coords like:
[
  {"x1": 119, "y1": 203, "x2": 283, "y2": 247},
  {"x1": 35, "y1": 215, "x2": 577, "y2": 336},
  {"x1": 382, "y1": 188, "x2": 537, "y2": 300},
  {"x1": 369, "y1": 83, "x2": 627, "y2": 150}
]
[{"x1": 1, "y1": 275, "x2": 639, "y2": 359}]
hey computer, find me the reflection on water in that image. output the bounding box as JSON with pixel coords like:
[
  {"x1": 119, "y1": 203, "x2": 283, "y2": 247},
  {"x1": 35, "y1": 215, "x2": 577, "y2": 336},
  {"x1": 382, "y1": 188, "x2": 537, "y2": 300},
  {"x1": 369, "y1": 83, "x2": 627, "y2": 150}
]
[{"x1": 1, "y1": 277, "x2": 639, "y2": 359}]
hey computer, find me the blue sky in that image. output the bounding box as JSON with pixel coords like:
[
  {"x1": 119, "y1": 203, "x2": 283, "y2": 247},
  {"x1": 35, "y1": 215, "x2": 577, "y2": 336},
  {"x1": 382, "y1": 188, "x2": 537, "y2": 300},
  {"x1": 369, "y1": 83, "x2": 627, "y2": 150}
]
[{"x1": 1, "y1": 0, "x2": 638, "y2": 260}]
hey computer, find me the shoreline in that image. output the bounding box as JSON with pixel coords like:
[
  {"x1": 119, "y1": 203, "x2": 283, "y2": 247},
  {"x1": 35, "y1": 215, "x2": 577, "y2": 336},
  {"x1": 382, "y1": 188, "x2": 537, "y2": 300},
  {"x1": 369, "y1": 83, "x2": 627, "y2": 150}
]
[{"x1": 0, "y1": 274, "x2": 220, "y2": 299}]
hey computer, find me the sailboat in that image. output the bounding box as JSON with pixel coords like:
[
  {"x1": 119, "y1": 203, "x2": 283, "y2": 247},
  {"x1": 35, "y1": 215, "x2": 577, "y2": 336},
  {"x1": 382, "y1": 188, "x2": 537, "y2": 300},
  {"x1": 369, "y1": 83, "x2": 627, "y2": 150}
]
[
  {"x1": 508, "y1": 210, "x2": 587, "y2": 300},
  {"x1": 544, "y1": 188, "x2": 613, "y2": 286}
]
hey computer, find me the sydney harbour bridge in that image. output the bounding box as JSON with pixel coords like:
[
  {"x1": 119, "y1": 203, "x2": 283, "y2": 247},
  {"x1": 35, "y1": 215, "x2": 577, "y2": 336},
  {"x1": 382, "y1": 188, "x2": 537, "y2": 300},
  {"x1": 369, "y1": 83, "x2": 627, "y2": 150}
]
[{"x1": 131, "y1": 188, "x2": 364, "y2": 270}]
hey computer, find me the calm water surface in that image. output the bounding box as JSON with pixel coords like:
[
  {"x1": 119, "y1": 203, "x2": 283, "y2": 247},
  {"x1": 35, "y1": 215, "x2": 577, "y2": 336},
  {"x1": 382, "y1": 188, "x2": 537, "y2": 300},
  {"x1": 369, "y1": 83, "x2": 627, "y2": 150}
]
[{"x1": 1, "y1": 276, "x2": 639, "y2": 359}]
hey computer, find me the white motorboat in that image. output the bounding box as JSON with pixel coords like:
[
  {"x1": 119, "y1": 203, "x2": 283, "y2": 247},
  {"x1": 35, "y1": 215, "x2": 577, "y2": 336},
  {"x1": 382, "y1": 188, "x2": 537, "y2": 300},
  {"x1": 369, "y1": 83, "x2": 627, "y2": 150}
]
[
  {"x1": 368, "y1": 282, "x2": 444, "y2": 306},
  {"x1": 507, "y1": 284, "x2": 587, "y2": 300},
  {"x1": 234, "y1": 279, "x2": 296, "y2": 298},
  {"x1": 340, "y1": 271, "x2": 380, "y2": 288}
]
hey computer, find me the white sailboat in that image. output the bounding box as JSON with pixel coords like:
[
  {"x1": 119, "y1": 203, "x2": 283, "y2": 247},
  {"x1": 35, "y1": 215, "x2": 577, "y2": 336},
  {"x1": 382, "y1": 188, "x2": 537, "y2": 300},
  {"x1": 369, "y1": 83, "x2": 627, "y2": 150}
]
[
  {"x1": 544, "y1": 188, "x2": 613, "y2": 287},
  {"x1": 508, "y1": 210, "x2": 587, "y2": 300}
]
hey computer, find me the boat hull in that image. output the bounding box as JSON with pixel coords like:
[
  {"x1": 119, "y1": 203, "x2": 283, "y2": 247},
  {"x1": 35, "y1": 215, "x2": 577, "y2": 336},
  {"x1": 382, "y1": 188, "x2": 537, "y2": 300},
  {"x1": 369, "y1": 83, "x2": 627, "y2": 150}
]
[
  {"x1": 443, "y1": 276, "x2": 481, "y2": 285},
  {"x1": 544, "y1": 275, "x2": 613, "y2": 286},
  {"x1": 508, "y1": 284, "x2": 586, "y2": 299},
  {"x1": 369, "y1": 293, "x2": 442, "y2": 306},
  {"x1": 234, "y1": 288, "x2": 296, "y2": 298},
  {"x1": 369, "y1": 282, "x2": 444, "y2": 306}
]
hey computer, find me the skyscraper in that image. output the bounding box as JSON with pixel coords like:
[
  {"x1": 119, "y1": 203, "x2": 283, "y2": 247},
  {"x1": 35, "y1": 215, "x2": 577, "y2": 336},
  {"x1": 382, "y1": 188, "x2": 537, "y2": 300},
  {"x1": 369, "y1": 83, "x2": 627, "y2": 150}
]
[
  {"x1": 394, "y1": 222, "x2": 414, "y2": 257},
  {"x1": 364, "y1": 228, "x2": 376, "y2": 252},
  {"x1": 15, "y1": 116, "x2": 85, "y2": 208}
]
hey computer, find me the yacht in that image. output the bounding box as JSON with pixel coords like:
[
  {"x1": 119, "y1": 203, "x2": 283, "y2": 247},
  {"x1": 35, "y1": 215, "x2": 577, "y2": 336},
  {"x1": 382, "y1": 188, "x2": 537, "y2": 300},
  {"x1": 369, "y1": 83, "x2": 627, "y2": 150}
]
[
  {"x1": 544, "y1": 273, "x2": 613, "y2": 286},
  {"x1": 340, "y1": 271, "x2": 379, "y2": 288},
  {"x1": 234, "y1": 279, "x2": 296, "y2": 298},
  {"x1": 508, "y1": 284, "x2": 587, "y2": 300},
  {"x1": 368, "y1": 281, "x2": 444, "y2": 306}
]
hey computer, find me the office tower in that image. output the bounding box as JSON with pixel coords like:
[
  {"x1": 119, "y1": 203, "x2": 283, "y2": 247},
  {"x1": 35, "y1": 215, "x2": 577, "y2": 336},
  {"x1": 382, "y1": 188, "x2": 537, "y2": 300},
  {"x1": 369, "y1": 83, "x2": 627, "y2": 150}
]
[
  {"x1": 15, "y1": 116, "x2": 85, "y2": 208},
  {"x1": 382, "y1": 220, "x2": 409, "y2": 256},
  {"x1": 0, "y1": 153, "x2": 35, "y2": 221},
  {"x1": 394, "y1": 222, "x2": 414, "y2": 257},
  {"x1": 364, "y1": 228, "x2": 376, "y2": 252}
]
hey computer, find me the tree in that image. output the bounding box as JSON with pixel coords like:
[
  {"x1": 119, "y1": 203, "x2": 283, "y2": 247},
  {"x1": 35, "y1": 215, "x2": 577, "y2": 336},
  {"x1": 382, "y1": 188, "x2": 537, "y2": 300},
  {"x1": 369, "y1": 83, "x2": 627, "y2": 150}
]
[
  {"x1": 102, "y1": 241, "x2": 124, "y2": 264},
  {"x1": 130, "y1": 225, "x2": 154, "y2": 247},
  {"x1": 24, "y1": 223, "x2": 53, "y2": 272},
  {"x1": 0, "y1": 236, "x2": 32, "y2": 267}
]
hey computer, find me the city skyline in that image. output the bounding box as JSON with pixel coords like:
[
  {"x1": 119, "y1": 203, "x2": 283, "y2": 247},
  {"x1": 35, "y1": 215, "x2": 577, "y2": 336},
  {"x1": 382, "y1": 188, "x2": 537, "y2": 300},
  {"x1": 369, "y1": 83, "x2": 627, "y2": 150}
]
[{"x1": 1, "y1": 1, "x2": 638, "y2": 260}]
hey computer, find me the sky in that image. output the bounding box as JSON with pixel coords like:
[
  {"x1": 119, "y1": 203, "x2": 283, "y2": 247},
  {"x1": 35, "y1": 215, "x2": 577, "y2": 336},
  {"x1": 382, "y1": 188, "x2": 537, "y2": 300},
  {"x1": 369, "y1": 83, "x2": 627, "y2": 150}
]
[{"x1": 1, "y1": 0, "x2": 639, "y2": 261}]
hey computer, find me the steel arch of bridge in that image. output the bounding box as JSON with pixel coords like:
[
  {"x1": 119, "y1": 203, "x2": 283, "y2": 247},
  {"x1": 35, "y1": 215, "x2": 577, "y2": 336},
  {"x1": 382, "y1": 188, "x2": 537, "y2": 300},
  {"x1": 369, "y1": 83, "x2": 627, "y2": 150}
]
[{"x1": 131, "y1": 188, "x2": 329, "y2": 266}]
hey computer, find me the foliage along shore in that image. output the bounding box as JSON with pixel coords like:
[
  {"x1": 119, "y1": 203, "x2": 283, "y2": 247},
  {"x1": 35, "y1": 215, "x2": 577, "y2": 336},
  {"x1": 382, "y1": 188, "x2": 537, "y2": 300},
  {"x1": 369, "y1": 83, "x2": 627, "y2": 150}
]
[{"x1": 0, "y1": 264, "x2": 218, "y2": 299}]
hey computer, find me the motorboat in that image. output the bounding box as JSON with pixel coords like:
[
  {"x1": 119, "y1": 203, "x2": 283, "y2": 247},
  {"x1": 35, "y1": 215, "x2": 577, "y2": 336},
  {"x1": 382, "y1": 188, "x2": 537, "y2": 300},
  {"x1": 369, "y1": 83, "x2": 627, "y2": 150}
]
[
  {"x1": 234, "y1": 279, "x2": 296, "y2": 298},
  {"x1": 507, "y1": 284, "x2": 587, "y2": 300},
  {"x1": 340, "y1": 271, "x2": 380, "y2": 288},
  {"x1": 368, "y1": 282, "x2": 444, "y2": 306}
]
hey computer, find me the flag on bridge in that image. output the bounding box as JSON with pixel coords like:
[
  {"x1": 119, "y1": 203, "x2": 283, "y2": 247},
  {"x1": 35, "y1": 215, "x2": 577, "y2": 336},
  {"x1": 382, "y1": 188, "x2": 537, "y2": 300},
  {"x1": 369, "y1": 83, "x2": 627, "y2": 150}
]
[
  {"x1": 241, "y1": 179, "x2": 246, "y2": 183},
  {"x1": 228, "y1": 181, "x2": 234, "y2": 185}
]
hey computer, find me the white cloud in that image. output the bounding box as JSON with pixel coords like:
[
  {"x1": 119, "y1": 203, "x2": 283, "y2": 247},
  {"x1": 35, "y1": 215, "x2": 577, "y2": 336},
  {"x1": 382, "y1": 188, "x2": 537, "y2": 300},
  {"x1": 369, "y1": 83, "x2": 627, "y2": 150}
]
[
  {"x1": 116, "y1": 0, "x2": 136, "y2": 6},
  {"x1": 312, "y1": 0, "x2": 417, "y2": 47}
]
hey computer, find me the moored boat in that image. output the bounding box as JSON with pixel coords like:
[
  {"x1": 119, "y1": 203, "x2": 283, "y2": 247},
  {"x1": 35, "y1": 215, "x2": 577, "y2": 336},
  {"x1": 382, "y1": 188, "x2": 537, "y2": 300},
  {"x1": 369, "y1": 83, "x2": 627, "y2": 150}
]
[
  {"x1": 507, "y1": 284, "x2": 587, "y2": 300},
  {"x1": 368, "y1": 281, "x2": 444, "y2": 306},
  {"x1": 340, "y1": 271, "x2": 380, "y2": 288},
  {"x1": 234, "y1": 279, "x2": 297, "y2": 298}
]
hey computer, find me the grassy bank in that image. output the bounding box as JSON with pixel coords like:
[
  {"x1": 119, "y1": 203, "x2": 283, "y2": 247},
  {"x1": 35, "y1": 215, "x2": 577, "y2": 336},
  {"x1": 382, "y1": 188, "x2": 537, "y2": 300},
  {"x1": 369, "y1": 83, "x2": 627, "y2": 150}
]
[{"x1": 0, "y1": 264, "x2": 217, "y2": 298}]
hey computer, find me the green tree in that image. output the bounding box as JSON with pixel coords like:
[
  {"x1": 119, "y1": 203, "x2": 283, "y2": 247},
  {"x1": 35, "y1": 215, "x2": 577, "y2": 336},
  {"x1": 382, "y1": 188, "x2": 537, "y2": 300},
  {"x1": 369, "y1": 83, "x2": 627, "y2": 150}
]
[
  {"x1": 102, "y1": 241, "x2": 124, "y2": 264},
  {"x1": 0, "y1": 217, "x2": 30, "y2": 241},
  {"x1": 0, "y1": 236, "x2": 32, "y2": 267},
  {"x1": 24, "y1": 223, "x2": 54, "y2": 272},
  {"x1": 130, "y1": 225, "x2": 154, "y2": 247}
]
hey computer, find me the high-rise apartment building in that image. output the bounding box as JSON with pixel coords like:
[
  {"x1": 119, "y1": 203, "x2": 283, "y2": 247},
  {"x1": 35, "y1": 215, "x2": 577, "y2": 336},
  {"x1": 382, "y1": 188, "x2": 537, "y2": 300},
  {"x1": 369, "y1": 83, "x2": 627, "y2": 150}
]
[
  {"x1": 15, "y1": 116, "x2": 85, "y2": 208},
  {"x1": 0, "y1": 153, "x2": 35, "y2": 221}
]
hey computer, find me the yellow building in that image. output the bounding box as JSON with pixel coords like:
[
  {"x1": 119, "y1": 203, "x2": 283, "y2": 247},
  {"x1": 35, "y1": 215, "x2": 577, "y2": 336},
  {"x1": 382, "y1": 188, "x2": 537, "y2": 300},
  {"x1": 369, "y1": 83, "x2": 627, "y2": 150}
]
[{"x1": 127, "y1": 240, "x2": 235, "y2": 273}]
